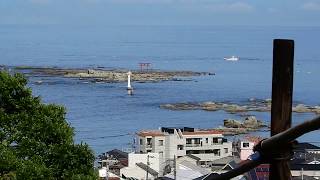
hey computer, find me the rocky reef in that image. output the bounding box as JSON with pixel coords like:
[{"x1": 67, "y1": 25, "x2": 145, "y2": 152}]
[
  {"x1": 208, "y1": 116, "x2": 269, "y2": 136},
  {"x1": 13, "y1": 66, "x2": 212, "y2": 83},
  {"x1": 160, "y1": 98, "x2": 320, "y2": 115},
  {"x1": 223, "y1": 116, "x2": 267, "y2": 129}
]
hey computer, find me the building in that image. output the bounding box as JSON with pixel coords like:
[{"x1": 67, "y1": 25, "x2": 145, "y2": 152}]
[
  {"x1": 120, "y1": 152, "x2": 160, "y2": 180},
  {"x1": 98, "y1": 149, "x2": 128, "y2": 176},
  {"x1": 236, "y1": 140, "x2": 320, "y2": 180},
  {"x1": 164, "y1": 160, "x2": 210, "y2": 180},
  {"x1": 233, "y1": 135, "x2": 262, "y2": 161},
  {"x1": 136, "y1": 127, "x2": 232, "y2": 166},
  {"x1": 293, "y1": 143, "x2": 320, "y2": 154},
  {"x1": 290, "y1": 143, "x2": 320, "y2": 179}
]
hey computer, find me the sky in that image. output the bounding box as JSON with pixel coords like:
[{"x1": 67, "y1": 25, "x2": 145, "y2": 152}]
[{"x1": 1, "y1": 0, "x2": 320, "y2": 26}]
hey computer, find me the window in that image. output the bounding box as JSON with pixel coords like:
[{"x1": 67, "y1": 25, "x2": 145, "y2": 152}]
[
  {"x1": 140, "y1": 139, "x2": 143, "y2": 145},
  {"x1": 206, "y1": 138, "x2": 208, "y2": 143},
  {"x1": 177, "y1": 145, "x2": 184, "y2": 150},
  {"x1": 186, "y1": 150, "x2": 200, "y2": 154},
  {"x1": 224, "y1": 148, "x2": 228, "y2": 153},
  {"x1": 159, "y1": 140, "x2": 164, "y2": 146},
  {"x1": 212, "y1": 138, "x2": 218, "y2": 144},
  {"x1": 205, "y1": 150, "x2": 214, "y2": 153},
  {"x1": 147, "y1": 138, "x2": 152, "y2": 145},
  {"x1": 159, "y1": 151, "x2": 163, "y2": 157},
  {"x1": 194, "y1": 138, "x2": 201, "y2": 144},
  {"x1": 213, "y1": 149, "x2": 220, "y2": 156},
  {"x1": 186, "y1": 138, "x2": 192, "y2": 144},
  {"x1": 243, "y1": 142, "x2": 250, "y2": 148}
]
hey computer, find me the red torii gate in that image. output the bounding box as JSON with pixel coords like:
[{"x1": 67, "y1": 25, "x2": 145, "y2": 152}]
[{"x1": 138, "y1": 63, "x2": 151, "y2": 71}]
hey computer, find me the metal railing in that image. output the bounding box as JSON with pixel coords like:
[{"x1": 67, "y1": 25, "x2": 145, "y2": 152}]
[
  {"x1": 186, "y1": 143, "x2": 201, "y2": 147},
  {"x1": 185, "y1": 143, "x2": 225, "y2": 148},
  {"x1": 146, "y1": 144, "x2": 152, "y2": 148}
]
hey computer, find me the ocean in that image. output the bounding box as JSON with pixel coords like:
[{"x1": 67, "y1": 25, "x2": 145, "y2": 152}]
[{"x1": 1, "y1": 25, "x2": 319, "y2": 155}]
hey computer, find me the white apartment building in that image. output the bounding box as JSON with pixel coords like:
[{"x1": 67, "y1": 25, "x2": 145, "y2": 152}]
[{"x1": 136, "y1": 127, "x2": 232, "y2": 166}]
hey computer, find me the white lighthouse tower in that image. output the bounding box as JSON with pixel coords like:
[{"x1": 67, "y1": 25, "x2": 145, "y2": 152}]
[{"x1": 127, "y1": 71, "x2": 133, "y2": 95}]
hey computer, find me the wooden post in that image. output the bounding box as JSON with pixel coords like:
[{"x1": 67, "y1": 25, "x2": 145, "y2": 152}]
[{"x1": 270, "y1": 39, "x2": 294, "y2": 179}]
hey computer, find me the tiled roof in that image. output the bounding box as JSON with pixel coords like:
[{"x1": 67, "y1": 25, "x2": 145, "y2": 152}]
[
  {"x1": 186, "y1": 154, "x2": 201, "y2": 161},
  {"x1": 136, "y1": 162, "x2": 159, "y2": 176},
  {"x1": 210, "y1": 156, "x2": 239, "y2": 165},
  {"x1": 106, "y1": 149, "x2": 128, "y2": 159},
  {"x1": 243, "y1": 135, "x2": 264, "y2": 145},
  {"x1": 182, "y1": 130, "x2": 222, "y2": 135},
  {"x1": 137, "y1": 129, "x2": 223, "y2": 136},
  {"x1": 293, "y1": 143, "x2": 320, "y2": 151},
  {"x1": 137, "y1": 131, "x2": 165, "y2": 137}
]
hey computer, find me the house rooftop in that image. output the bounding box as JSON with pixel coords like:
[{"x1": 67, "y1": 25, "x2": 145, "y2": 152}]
[
  {"x1": 136, "y1": 130, "x2": 165, "y2": 137},
  {"x1": 243, "y1": 135, "x2": 264, "y2": 145},
  {"x1": 106, "y1": 149, "x2": 128, "y2": 159},
  {"x1": 182, "y1": 130, "x2": 222, "y2": 135},
  {"x1": 137, "y1": 128, "x2": 223, "y2": 137},
  {"x1": 135, "y1": 162, "x2": 158, "y2": 177},
  {"x1": 293, "y1": 142, "x2": 320, "y2": 152},
  {"x1": 161, "y1": 127, "x2": 194, "y2": 133},
  {"x1": 186, "y1": 154, "x2": 201, "y2": 161}
]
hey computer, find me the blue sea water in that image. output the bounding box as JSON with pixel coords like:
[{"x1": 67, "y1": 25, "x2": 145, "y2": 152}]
[{"x1": 0, "y1": 25, "x2": 319, "y2": 154}]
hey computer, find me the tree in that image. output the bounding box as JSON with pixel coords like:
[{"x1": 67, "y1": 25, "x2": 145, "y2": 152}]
[{"x1": 0, "y1": 71, "x2": 97, "y2": 179}]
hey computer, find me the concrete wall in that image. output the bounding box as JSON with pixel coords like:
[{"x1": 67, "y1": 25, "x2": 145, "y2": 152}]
[
  {"x1": 128, "y1": 152, "x2": 160, "y2": 172},
  {"x1": 121, "y1": 167, "x2": 152, "y2": 180},
  {"x1": 291, "y1": 170, "x2": 320, "y2": 177},
  {"x1": 120, "y1": 152, "x2": 160, "y2": 180},
  {"x1": 240, "y1": 141, "x2": 254, "y2": 160},
  {"x1": 164, "y1": 132, "x2": 186, "y2": 160}
]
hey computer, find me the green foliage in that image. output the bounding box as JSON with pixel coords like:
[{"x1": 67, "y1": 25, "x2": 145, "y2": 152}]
[{"x1": 0, "y1": 72, "x2": 97, "y2": 179}]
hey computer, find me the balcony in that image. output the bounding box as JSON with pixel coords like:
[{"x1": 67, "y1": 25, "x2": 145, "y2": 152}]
[
  {"x1": 146, "y1": 144, "x2": 152, "y2": 148},
  {"x1": 211, "y1": 142, "x2": 223, "y2": 145},
  {"x1": 186, "y1": 143, "x2": 201, "y2": 147}
]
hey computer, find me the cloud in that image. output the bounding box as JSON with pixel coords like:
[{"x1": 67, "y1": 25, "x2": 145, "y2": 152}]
[{"x1": 302, "y1": 2, "x2": 320, "y2": 11}]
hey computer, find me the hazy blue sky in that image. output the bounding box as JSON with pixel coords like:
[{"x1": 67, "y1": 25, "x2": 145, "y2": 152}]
[{"x1": 1, "y1": 0, "x2": 320, "y2": 26}]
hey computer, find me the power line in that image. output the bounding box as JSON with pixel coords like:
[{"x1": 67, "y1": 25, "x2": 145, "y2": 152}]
[{"x1": 81, "y1": 133, "x2": 131, "y2": 140}]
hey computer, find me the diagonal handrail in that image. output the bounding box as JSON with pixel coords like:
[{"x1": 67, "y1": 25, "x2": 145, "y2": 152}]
[{"x1": 208, "y1": 116, "x2": 320, "y2": 180}]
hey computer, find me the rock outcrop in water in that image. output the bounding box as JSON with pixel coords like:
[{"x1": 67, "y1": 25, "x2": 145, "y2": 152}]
[
  {"x1": 224, "y1": 116, "x2": 267, "y2": 129},
  {"x1": 160, "y1": 98, "x2": 320, "y2": 115},
  {"x1": 209, "y1": 116, "x2": 269, "y2": 136},
  {"x1": 13, "y1": 66, "x2": 212, "y2": 83}
]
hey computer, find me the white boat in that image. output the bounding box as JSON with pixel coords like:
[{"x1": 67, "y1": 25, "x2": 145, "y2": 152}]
[{"x1": 224, "y1": 56, "x2": 239, "y2": 61}]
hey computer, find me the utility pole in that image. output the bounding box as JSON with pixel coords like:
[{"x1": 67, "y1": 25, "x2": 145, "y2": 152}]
[
  {"x1": 146, "y1": 155, "x2": 149, "y2": 180},
  {"x1": 270, "y1": 39, "x2": 294, "y2": 179},
  {"x1": 174, "y1": 155, "x2": 177, "y2": 180}
]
